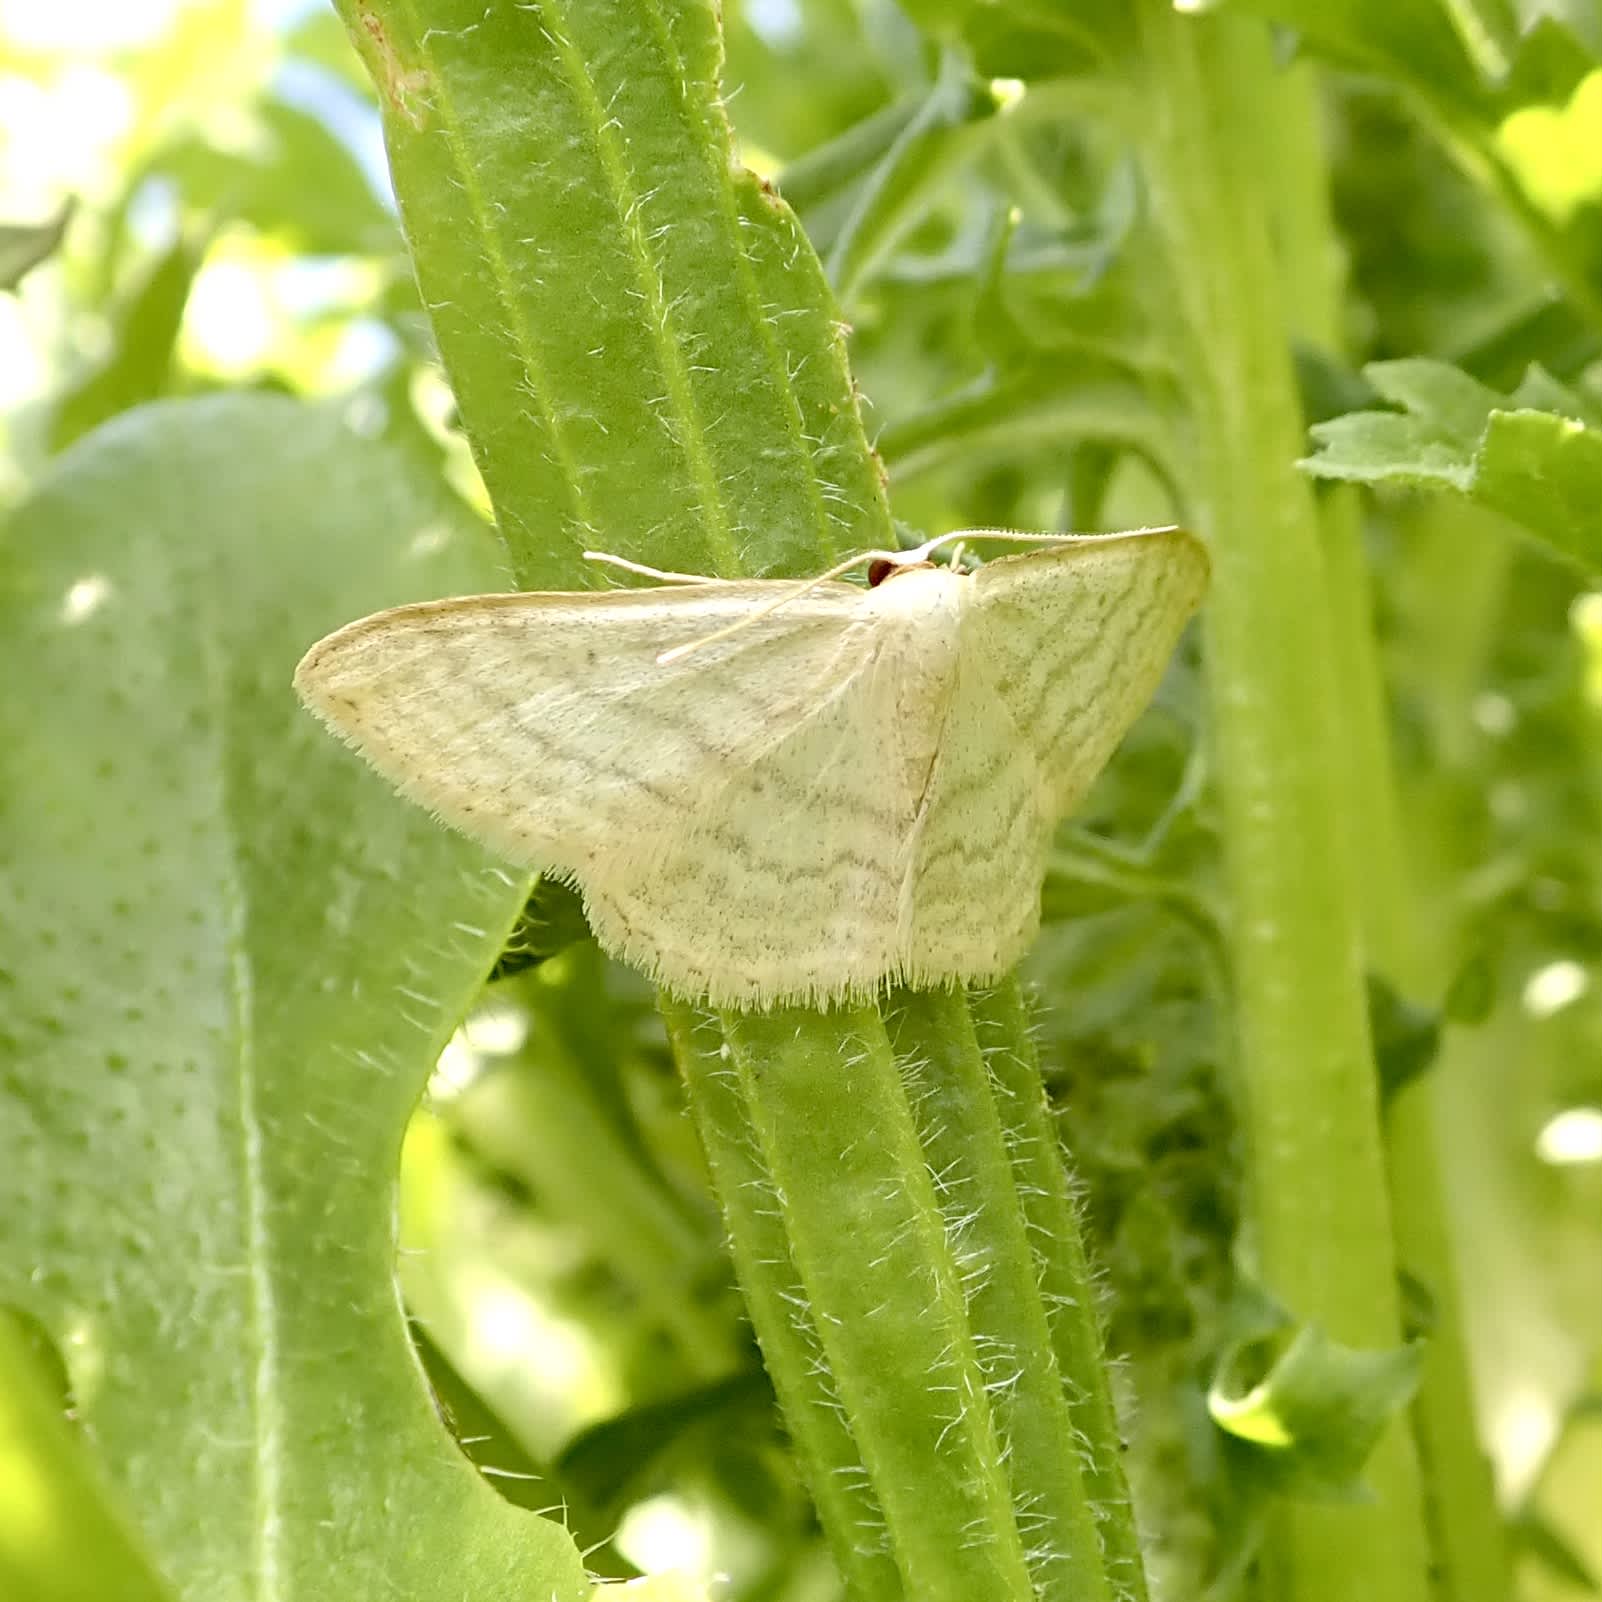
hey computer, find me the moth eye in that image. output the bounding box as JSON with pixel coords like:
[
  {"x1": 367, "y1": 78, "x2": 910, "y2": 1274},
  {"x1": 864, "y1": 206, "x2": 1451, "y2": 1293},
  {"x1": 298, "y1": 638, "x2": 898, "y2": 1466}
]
[{"x1": 867, "y1": 558, "x2": 897, "y2": 588}]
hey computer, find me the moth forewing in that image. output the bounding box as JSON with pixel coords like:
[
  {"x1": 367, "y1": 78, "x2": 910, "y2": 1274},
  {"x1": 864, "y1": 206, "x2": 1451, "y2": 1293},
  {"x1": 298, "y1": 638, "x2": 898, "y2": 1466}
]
[
  {"x1": 901, "y1": 635, "x2": 1046, "y2": 984},
  {"x1": 293, "y1": 528, "x2": 1207, "y2": 1009},
  {"x1": 293, "y1": 582, "x2": 868, "y2": 881},
  {"x1": 971, "y1": 529, "x2": 1209, "y2": 816}
]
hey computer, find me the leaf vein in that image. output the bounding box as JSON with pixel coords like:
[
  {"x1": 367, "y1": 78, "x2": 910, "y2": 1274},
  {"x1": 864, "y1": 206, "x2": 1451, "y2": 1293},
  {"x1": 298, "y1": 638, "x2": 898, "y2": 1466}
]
[
  {"x1": 398, "y1": 0, "x2": 597, "y2": 547},
  {"x1": 537, "y1": 0, "x2": 742, "y2": 573}
]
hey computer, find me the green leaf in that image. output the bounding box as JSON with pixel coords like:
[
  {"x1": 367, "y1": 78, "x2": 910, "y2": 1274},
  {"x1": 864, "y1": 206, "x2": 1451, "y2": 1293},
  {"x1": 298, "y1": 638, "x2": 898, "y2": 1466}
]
[
  {"x1": 556, "y1": 1371, "x2": 773, "y2": 1522},
  {"x1": 1365, "y1": 975, "x2": 1442, "y2": 1101},
  {"x1": 1442, "y1": 951, "x2": 1497, "y2": 1026},
  {"x1": 1211, "y1": 0, "x2": 1602, "y2": 277},
  {"x1": 337, "y1": 0, "x2": 892, "y2": 586},
  {"x1": 1512, "y1": 1507, "x2": 1602, "y2": 1594},
  {"x1": 49, "y1": 237, "x2": 202, "y2": 452},
  {"x1": 1203, "y1": 0, "x2": 1602, "y2": 120},
  {"x1": 973, "y1": 178, "x2": 1162, "y2": 374},
  {"x1": 1210, "y1": 1323, "x2": 1425, "y2": 1500},
  {"x1": 0, "y1": 394, "x2": 589, "y2": 1601},
  {"x1": 1497, "y1": 12, "x2": 1602, "y2": 102},
  {"x1": 964, "y1": 2, "x2": 1119, "y2": 79},
  {"x1": 1204, "y1": 0, "x2": 1491, "y2": 116},
  {"x1": 147, "y1": 97, "x2": 398, "y2": 258},
  {"x1": 888, "y1": 0, "x2": 978, "y2": 37},
  {"x1": 0, "y1": 201, "x2": 74, "y2": 293},
  {"x1": 775, "y1": 95, "x2": 923, "y2": 218},
  {"x1": 1537, "y1": 2, "x2": 1602, "y2": 63},
  {"x1": 1292, "y1": 343, "x2": 1379, "y2": 427},
  {"x1": 826, "y1": 54, "x2": 1003, "y2": 304},
  {"x1": 879, "y1": 361, "x2": 1168, "y2": 485},
  {"x1": 1431, "y1": 0, "x2": 1602, "y2": 92},
  {"x1": 1304, "y1": 357, "x2": 1602, "y2": 571},
  {"x1": 408, "y1": 1321, "x2": 637, "y2": 1578},
  {"x1": 901, "y1": 0, "x2": 1126, "y2": 78},
  {"x1": 722, "y1": 0, "x2": 898, "y2": 165},
  {"x1": 1457, "y1": 298, "x2": 1602, "y2": 390}
]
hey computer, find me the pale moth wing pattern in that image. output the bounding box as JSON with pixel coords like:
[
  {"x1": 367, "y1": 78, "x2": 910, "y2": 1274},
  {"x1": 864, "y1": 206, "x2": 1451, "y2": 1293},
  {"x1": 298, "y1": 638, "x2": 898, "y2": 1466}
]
[{"x1": 294, "y1": 529, "x2": 1208, "y2": 1008}]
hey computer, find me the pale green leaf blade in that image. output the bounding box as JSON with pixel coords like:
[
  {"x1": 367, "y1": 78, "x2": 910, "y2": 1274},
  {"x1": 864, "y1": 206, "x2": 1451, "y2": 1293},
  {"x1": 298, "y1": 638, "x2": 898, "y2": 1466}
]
[
  {"x1": 1304, "y1": 357, "x2": 1602, "y2": 569},
  {"x1": 0, "y1": 395, "x2": 589, "y2": 1602},
  {"x1": 1363, "y1": 358, "x2": 1505, "y2": 444},
  {"x1": 1475, "y1": 406, "x2": 1602, "y2": 563},
  {"x1": 1299, "y1": 411, "x2": 1476, "y2": 490}
]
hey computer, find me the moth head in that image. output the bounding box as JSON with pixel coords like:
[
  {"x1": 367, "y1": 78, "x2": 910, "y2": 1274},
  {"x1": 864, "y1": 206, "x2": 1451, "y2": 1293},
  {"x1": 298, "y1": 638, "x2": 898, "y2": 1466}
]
[{"x1": 867, "y1": 557, "x2": 936, "y2": 588}]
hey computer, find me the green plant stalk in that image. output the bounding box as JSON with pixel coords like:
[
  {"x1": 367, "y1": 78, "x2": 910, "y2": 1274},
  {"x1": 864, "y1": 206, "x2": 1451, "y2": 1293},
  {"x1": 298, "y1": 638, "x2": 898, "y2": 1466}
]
[
  {"x1": 342, "y1": 4, "x2": 1144, "y2": 1594},
  {"x1": 1320, "y1": 487, "x2": 1510, "y2": 1602},
  {"x1": 664, "y1": 1004, "x2": 905, "y2": 1602},
  {"x1": 725, "y1": 1003, "x2": 1122, "y2": 1602},
  {"x1": 1436, "y1": 0, "x2": 1516, "y2": 79},
  {"x1": 1130, "y1": 10, "x2": 1432, "y2": 1600},
  {"x1": 886, "y1": 988, "x2": 1122, "y2": 1602},
  {"x1": 672, "y1": 988, "x2": 1149, "y2": 1602},
  {"x1": 1280, "y1": 6, "x2": 1602, "y2": 339},
  {"x1": 682, "y1": 1005, "x2": 1046, "y2": 1602},
  {"x1": 1403, "y1": 505, "x2": 1515, "y2": 775},
  {"x1": 1262, "y1": 61, "x2": 1510, "y2": 1602},
  {"x1": 969, "y1": 982, "x2": 1151, "y2": 1602}
]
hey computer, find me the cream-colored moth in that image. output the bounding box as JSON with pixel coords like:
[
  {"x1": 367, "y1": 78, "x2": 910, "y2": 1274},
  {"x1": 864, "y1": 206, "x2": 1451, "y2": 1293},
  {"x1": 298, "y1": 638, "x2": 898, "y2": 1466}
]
[{"x1": 294, "y1": 527, "x2": 1207, "y2": 1008}]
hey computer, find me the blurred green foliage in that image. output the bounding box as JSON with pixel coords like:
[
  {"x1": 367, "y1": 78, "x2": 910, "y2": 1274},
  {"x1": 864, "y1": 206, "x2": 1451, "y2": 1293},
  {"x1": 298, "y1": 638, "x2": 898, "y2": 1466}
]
[{"x1": 1, "y1": 2, "x2": 1600, "y2": 1601}]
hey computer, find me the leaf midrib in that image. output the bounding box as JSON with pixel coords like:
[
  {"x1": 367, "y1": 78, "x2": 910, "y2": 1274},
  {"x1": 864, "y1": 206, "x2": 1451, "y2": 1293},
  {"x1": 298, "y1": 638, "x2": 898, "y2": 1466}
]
[
  {"x1": 202, "y1": 613, "x2": 284, "y2": 1602},
  {"x1": 395, "y1": 0, "x2": 597, "y2": 547}
]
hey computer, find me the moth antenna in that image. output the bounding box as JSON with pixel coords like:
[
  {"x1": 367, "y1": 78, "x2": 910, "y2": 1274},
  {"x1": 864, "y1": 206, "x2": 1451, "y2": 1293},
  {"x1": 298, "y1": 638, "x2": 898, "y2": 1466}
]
[
  {"x1": 950, "y1": 524, "x2": 1182, "y2": 546},
  {"x1": 582, "y1": 550, "x2": 735, "y2": 586},
  {"x1": 655, "y1": 537, "x2": 958, "y2": 666},
  {"x1": 652, "y1": 526, "x2": 1156, "y2": 667}
]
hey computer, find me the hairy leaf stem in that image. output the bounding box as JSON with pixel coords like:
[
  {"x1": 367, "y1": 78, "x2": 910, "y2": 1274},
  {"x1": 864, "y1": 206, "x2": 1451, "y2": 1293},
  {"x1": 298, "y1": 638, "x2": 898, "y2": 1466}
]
[
  {"x1": 715, "y1": 1004, "x2": 1038, "y2": 1602},
  {"x1": 670, "y1": 990, "x2": 1145, "y2": 1602},
  {"x1": 355, "y1": 1, "x2": 1151, "y2": 1591}
]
